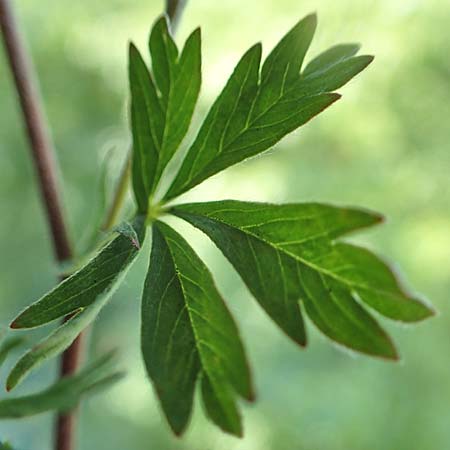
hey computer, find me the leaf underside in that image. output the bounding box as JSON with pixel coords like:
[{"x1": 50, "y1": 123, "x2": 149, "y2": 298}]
[
  {"x1": 0, "y1": 352, "x2": 123, "y2": 419},
  {"x1": 11, "y1": 217, "x2": 146, "y2": 330},
  {"x1": 7, "y1": 217, "x2": 146, "y2": 391},
  {"x1": 141, "y1": 221, "x2": 253, "y2": 436}
]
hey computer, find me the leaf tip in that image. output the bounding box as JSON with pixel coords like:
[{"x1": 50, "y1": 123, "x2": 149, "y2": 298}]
[
  {"x1": 9, "y1": 319, "x2": 22, "y2": 330},
  {"x1": 9, "y1": 313, "x2": 27, "y2": 329},
  {"x1": 128, "y1": 42, "x2": 140, "y2": 61},
  {"x1": 5, "y1": 377, "x2": 16, "y2": 392},
  {"x1": 247, "y1": 390, "x2": 256, "y2": 403}
]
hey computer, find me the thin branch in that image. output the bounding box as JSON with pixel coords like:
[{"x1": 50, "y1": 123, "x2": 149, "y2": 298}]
[
  {"x1": 0, "y1": 0, "x2": 71, "y2": 262},
  {"x1": 101, "y1": 153, "x2": 131, "y2": 231},
  {"x1": 165, "y1": 0, "x2": 187, "y2": 32},
  {"x1": 0, "y1": 2, "x2": 83, "y2": 450}
]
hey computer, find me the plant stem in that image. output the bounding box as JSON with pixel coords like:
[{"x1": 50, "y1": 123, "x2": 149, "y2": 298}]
[
  {"x1": 101, "y1": 0, "x2": 188, "y2": 232},
  {"x1": 0, "y1": 1, "x2": 84, "y2": 449},
  {"x1": 166, "y1": 0, "x2": 188, "y2": 32},
  {"x1": 101, "y1": 151, "x2": 132, "y2": 231},
  {"x1": 0, "y1": 0, "x2": 71, "y2": 262}
]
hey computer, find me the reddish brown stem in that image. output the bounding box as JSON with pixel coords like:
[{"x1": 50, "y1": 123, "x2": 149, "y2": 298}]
[
  {"x1": 0, "y1": 1, "x2": 79, "y2": 449},
  {"x1": 0, "y1": 0, "x2": 71, "y2": 262}
]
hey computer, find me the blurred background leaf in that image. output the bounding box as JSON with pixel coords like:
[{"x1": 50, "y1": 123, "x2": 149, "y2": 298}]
[{"x1": 0, "y1": 0, "x2": 448, "y2": 449}]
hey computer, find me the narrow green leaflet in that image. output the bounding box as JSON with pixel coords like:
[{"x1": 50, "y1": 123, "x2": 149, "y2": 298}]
[
  {"x1": 11, "y1": 217, "x2": 146, "y2": 329},
  {"x1": 141, "y1": 221, "x2": 253, "y2": 436},
  {"x1": 6, "y1": 218, "x2": 146, "y2": 391},
  {"x1": 302, "y1": 43, "x2": 361, "y2": 77},
  {"x1": 0, "y1": 352, "x2": 123, "y2": 419},
  {"x1": 0, "y1": 334, "x2": 26, "y2": 369},
  {"x1": 164, "y1": 14, "x2": 372, "y2": 200},
  {"x1": 172, "y1": 201, "x2": 434, "y2": 358},
  {"x1": 130, "y1": 16, "x2": 201, "y2": 211},
  {"x1": 7, "y1": 300, "x2": 102, "y2": 391}
]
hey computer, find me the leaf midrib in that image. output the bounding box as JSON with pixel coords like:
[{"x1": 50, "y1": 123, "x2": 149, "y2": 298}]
[
  {"x1": 178, "y1": 60, "x2": 322, "y2": 194},
  {"x1": 180, "y1": 211, "x2": 406, "y2": 302}
]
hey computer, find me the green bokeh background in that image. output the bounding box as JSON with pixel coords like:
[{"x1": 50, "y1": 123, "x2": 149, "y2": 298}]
[{"x1": 1, "y1": 0, "x2": 449, "y2": 449}]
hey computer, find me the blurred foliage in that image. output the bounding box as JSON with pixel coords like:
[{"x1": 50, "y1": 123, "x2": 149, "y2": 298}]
[{"x1": 0, "y1": 0, "x2": 448, "y2": 449}]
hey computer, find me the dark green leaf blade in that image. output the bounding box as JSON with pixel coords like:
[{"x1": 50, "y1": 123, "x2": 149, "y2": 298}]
[
  {"x1": 298, "y1": 55, "x2": 374, "y2": 95},
  {"x1": 8, "y1": 303, "x2": 102, "y2": 390},
  {"x1": 201, "y1": 373, "x2": 242, "y2": 437},
  {"x1": 165, "y1": 43, "x2": 262, "y2": 200},
  {"x1": 299, "y1": 267, "x2": 397, "y2": 359},
  {"x1": 302, "y1": 43, "x2": 361, "y2": 77},
  {"x1": 129, "y1": 43, "x2": 162, "y2": 212},
  {"x1": 149, "y1": 18, "x2": 201, "y2": 185},
  {"x1": 157, "y1": 27, "x2": 201, "y2": 174},
  {"x1": 0, "y1": 352, "x2": 123, "y2": 419},
  {"x1": 141, "y1": 223, "x2": 200, "y2": 435},
  {"x1": 164, "y1": 14, "x2": 371, "y2": 201},
  {"x1": 321, "y1": 243, "x2": 434, "y2": 322},
  {"x1": 129, "y1": 17, "x2": 201, "y2": 208},
  {"x1": 172, "y1": 201, "x2": 433, "y2": 358},
  {"x1": 149, "y1": 16, "x2": 179, "y2": 102},
  {"x1": 141, "y1": 221, "x2": 252, "y2": 436},
  {"x1": 11, "y1": 217, "x2": 146, "y2": 329},
  {"x1": 252, "y1": 13, "x2": 317, "y2": 118}
]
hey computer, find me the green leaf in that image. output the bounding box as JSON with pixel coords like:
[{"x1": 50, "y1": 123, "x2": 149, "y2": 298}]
[
  {"x1": 130, "y1": 16, "x2": 201, "y2": 211},
  {"x1": 172, "y1": 201, "x2": 434, "y2": 358},
  {"x1": 141, "y1": 221, "x2": 252, "y2": 436},
  {"x1": 164, "y1": 14, "x2": 372, "y2": 200},
  {"x1": 0, "y1": 334, "x2": 27, "y2": 369},
  {"x1": 201, "y1": 373, "x2": 242, "y2": 436},
  {"x1": 7, "y1": 303, "x2": 99, "y2": 391},
  {"x1": 302, "y1": 43, "x2": 361, "y2": 77},
  {"x1": 0, "y1": 352, "x2": 123, "y2": 419},
  {"x1": 10, "y1": 216, "x2": 146, "y2": 329}
]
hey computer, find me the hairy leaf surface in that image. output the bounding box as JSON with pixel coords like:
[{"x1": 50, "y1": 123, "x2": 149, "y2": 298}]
[
  {"x1": 130, "y1": 16, "x2": 201, "y2": 210},
  {"x1": 173, "y1": 201, "x2": 433, "y2": 358},
  {"x1": 11, "y1": 218, "x2": 146, "y2": 329},
  {"x1": 141, "y1": 221, "x2": 252, "y2": 436},
  {"x1": 165, "y1": 14, "x2": 372, "y2": 200}
]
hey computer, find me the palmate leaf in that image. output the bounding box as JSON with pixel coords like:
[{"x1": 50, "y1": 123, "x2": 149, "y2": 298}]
[
  {"x1": 4, "y1": 12, "x2": 434, "y2": 441},
  {"x1": 172, "y1": 201, "x2": 434, "y2": 358},
  {"x1": 164, "y1": 14, "x2": 373, "y2": 201},
  {"x1": 0, "y1": 352, "x2": 123, "y2": 419},
  {"x1": 129, "y1": 16, "x2": 201, "y2": 211},
  {"x1": 141, "y1": 221, "x2": 253, "y2": 436}
]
